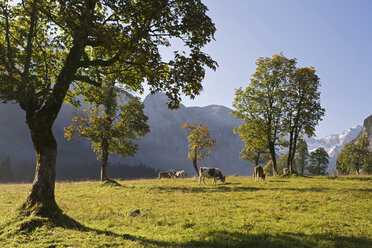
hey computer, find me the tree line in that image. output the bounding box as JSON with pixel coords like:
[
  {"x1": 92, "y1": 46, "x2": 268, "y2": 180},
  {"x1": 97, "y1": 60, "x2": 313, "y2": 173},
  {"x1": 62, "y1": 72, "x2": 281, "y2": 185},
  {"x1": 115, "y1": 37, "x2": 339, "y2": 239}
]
[{"x1": 0, "y1": 156, "x2": 159, "y2": 183}]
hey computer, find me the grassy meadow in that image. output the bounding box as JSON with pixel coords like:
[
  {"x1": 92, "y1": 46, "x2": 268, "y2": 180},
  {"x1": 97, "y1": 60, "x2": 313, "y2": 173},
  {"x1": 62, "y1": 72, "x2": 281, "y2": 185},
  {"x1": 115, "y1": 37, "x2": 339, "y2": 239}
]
[{"x1": 0, "y1": 175, "x2": 371, "y2": 247}]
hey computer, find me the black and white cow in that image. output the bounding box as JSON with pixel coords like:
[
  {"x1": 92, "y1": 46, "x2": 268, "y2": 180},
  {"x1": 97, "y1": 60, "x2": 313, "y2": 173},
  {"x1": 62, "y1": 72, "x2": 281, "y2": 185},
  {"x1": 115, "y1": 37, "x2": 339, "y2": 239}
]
[
  {"x1": 175, "y1": 170, "x2": 187, "y2": 178},
  {"x1": 199, "y1": 167, "x2": 225, "y2": 185}
]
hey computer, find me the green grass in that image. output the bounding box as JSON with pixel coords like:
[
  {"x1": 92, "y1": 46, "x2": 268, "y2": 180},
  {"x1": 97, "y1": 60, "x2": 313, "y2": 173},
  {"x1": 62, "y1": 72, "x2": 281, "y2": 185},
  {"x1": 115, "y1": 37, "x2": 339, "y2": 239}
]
[{"x1": 0, "y1": 176, "x2": 371, "y2": 247}]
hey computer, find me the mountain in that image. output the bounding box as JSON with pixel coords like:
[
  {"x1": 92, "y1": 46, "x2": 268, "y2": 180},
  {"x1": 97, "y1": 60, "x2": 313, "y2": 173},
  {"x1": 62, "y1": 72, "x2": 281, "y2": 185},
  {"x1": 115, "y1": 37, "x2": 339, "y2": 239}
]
[
  {"x1": 0, "y1": 93, "x2": 249, "y2": 180},
  {"x1": 305, "y1": 125, "x2": 363, "y2": 171},
  {"x1": 1, "y1": 93, "x2": 366, "y2": 180},
  {"x1": 0, "y1": 102, "x2": 99, "y2": 181},
  {"x1": 124, "y1": 93, "x2": 248, "y2": 176}
]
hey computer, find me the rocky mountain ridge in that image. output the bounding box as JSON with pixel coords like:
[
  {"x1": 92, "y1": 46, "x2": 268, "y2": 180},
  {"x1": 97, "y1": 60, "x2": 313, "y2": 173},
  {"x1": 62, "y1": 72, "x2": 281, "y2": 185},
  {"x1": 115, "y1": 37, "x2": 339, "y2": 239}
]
[{"x1": 357, "y1": 114, "x2": 372, "y2": 151}]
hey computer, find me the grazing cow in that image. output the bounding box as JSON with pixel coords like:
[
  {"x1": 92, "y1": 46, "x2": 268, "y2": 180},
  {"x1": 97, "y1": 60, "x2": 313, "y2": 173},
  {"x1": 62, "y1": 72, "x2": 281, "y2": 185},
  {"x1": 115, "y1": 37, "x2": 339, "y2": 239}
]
[
  {"x1": 175, "y1": 170, "x2": 187, "y2": 178},
  {"x1": 199, "y1": 167, "x2": 225, "y2": 185},
  {"x1": 254, "y1": 165, "x2": 265, "y2": 182},
  {"x1": 158, "y1": 170, "x2": 176, "y2": 179}
]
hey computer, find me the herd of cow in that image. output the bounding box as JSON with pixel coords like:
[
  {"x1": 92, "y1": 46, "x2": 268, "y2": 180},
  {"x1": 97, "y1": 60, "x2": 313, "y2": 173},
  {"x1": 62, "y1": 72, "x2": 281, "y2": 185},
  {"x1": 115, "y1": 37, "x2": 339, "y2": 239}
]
[{"x1": 158, "y1": 165, "x2": 266, "y2": 185}]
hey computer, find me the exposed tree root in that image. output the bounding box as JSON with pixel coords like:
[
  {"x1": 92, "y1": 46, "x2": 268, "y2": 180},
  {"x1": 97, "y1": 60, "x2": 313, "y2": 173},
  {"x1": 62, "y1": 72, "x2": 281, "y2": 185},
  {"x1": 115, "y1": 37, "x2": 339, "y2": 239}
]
[{"x1": 101, "y1": 178, "x2": 122, "y2": 187}]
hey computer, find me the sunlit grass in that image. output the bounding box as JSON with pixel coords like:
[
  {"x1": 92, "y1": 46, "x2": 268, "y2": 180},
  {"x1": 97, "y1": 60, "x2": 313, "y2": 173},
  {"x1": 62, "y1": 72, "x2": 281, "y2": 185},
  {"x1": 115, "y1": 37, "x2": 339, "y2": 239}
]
[{"x1": 0, "y1": 176, "x2": 371, "y2": 247}]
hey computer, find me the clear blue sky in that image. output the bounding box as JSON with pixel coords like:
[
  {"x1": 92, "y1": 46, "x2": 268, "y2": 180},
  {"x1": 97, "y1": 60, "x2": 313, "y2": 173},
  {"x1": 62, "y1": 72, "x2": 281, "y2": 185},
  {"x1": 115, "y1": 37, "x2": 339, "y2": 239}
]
[{"x1": 144, "y1": 0, "x2": 372, "y2": 138}]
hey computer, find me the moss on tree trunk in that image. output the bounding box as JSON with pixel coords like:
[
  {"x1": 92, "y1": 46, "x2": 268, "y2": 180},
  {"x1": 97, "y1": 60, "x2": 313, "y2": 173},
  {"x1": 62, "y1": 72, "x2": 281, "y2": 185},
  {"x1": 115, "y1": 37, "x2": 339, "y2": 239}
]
[{"x1": 22, "y1": 117, "x2": 60, "y2": 217}]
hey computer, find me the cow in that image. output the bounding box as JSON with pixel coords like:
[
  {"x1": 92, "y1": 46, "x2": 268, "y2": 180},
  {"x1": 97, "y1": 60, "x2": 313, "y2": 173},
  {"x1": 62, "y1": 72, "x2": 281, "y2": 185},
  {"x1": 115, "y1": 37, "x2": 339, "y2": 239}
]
[
  {"x1": 175, "y1": 170, "x2": 187, "y2": 178},
  {"x1": 254, "y1": 165, "x2": 265, "y2": 182},
  {"x1": 158, "y1": 170, "x2": 176, "y2": 179},
  {"x1": 199, "y1": 167, "x2": 225, "y2": 185}
]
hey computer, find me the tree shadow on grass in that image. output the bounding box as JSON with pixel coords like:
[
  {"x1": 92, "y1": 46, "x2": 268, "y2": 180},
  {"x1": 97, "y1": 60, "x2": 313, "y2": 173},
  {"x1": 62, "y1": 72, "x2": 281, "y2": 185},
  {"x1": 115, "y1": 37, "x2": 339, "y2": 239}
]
[
  {"x1": 151, "y1": 186, "x2": 332, "y2": 193},
  {"x1": 172, "y1": 230, "x2": 372, "y2": 248},
  {"x1": 3, "y1": 214, "x2": 370, "y2": 248},
  {"x1": 109, "y1": 229, "x2": 371, "y2": 248},
  {"x1": 339, "y1": 177, "x2": 372, "y2": 182},
  {"x1": 269, "y1": 180, "x2": 289, "y2": 183},
  {"x1": 1, "y1": 212, "x2": 123, "y2": 238},
  {"x1": 341, "y1": 188, "x2": 372, "y2": 193}
]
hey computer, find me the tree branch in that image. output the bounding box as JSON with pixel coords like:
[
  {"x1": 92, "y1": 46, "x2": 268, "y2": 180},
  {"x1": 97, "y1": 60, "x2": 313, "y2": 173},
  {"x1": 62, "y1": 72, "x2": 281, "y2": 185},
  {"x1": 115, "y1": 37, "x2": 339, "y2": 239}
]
[
  {"x1": 79, "y1": 54, "x2": 120, "y2": 68},
  {"x1": 39, "y1": 5, "x2": 69, "y2": 34},
  {"x1": 2, "y1": 4, "x2": 15, "y2": 74},
  {"x1": 74, "y1": 75, "x2": 102, "y2": 87},
  {"x1": 22, "y1": 0, "x2": 38, "y2": 78}
]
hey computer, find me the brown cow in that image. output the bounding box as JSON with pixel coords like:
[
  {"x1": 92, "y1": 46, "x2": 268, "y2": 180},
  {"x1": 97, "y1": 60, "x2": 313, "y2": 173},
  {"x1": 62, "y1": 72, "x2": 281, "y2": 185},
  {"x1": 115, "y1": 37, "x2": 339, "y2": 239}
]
[{"x1": 254, "y1": 165, "x2": 265, "y2": 182}]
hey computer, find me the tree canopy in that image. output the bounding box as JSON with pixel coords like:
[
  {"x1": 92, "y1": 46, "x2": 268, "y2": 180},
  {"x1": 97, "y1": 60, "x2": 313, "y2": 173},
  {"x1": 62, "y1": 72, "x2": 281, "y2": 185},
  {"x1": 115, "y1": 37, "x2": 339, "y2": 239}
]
[
  {"x1": 0, "y1": 0, "x2": 217, "y2": 108},
  {"x1": 233, "y1": 119, "x2": 270, "y2": 167}
]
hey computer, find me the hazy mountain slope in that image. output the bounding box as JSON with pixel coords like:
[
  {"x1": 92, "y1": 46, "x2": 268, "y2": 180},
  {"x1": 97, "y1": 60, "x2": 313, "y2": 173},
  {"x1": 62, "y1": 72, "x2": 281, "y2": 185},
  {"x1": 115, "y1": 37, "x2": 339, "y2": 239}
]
[
  {"x1": 2, "y1": 93, "x2": 365, "y2": 179},
  {"x1": 0, "y1": 93, "x2": 250, "y2": 180},
  {"x1": 125, "y1": 93, "x2": 249, "y2": 176},
  {"x1": 0, "y1": 102, "x2": 98, "y2": 180}
]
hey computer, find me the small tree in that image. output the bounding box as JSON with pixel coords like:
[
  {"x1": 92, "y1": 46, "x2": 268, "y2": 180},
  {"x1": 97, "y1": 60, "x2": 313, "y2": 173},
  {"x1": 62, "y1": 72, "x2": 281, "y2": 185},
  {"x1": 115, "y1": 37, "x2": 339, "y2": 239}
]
[
  {"x1": 182, "y1": 121, "x2": 215, "y2": 176},
  {"x1": 294, "y1": 139, "x2": 309, "y2": 175},
  {"x1": 308, "y1": 147, "x2": 329, "y2": 175},
  {"x1": 263, "y1": 160, "x2": 274, "y2": 176},
  {"x1": 337, "y1": 135, "x2": 371, "y2": 175},
  {"x1": 65, "y1": 83, "x2": 149, "y2": 182},
  {"x1": 277, "y1": 152, "x2": 291, "y2": 174}
]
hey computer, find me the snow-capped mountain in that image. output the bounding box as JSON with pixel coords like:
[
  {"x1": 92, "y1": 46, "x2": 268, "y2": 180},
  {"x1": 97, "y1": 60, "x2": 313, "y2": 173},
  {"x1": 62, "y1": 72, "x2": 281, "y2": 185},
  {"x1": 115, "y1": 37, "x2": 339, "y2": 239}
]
[{"x1": 305, "y1": 125, "x2": 363, "y2": 171}]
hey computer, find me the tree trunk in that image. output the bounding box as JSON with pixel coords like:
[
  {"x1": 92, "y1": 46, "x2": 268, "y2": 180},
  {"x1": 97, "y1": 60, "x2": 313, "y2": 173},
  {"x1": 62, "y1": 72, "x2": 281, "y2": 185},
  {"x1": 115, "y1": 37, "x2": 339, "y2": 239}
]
[
  {"x1": 193, "y1": 159, "x2": 198, "y2": 176},
  {"x1": 22, "y1": 117, "x2": 60, "y2": 217},
  {"x1": 101, "y1": 161, "x2": 108, "y2": 182},
  {"x1": 268, "y1": 142, "x2": 278, "y2": 175},
  {"x1": 18, "y1": 11, "x2": 90, "y2": 217},
  {"x1": 287, "y1": 131, "x2": 294, "y2": 174},
  {"x1": 101, "y1": 139, "x2": 109, "y2": 182},
  {"x1": 193, "y1": 149, "x2": 199, "y2": 176},
  {"x1": 300, "y1": 163, "x2": 304, "y2": 175}
]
